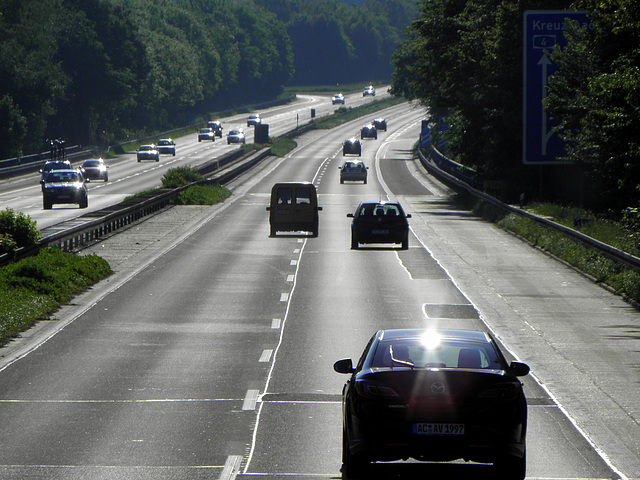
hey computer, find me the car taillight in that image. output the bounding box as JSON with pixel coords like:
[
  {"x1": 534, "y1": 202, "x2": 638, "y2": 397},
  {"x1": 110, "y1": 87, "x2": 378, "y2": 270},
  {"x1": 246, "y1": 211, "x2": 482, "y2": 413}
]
[
  {"x1": 477, "y1": 382, "x2": 521, "y2": 401},
  {"x1": 355, "y1": 380, "x2": 400, "y2": 399}
]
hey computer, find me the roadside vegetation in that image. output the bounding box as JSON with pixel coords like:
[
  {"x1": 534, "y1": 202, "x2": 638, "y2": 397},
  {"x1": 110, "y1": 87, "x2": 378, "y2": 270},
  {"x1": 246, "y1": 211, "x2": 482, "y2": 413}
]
[{"x1": 0, "y1": 247, "x2": 111, "y2": 347}]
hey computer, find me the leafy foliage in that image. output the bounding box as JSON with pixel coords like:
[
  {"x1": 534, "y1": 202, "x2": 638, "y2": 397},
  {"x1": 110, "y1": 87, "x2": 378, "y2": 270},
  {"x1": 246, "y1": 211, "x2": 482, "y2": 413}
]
[
  {"x1": 0, "y1": 208, "x2": 41, "y2": 253},
  {"x1": 0, "y1": 247, "x2": 111, "y2": 346},
  {"x1": 161, "y1": 166, "x2": 203, "y2": 189},
  {"x1": 0, "y1": 0, "x2": 417, "y2": 159}
]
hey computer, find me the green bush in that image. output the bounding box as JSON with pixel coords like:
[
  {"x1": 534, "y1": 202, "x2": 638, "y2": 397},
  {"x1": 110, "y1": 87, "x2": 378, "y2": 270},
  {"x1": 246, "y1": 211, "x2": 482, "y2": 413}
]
[
  {"x1": 161, "y1": 166, "x2": 204, "y2": 189},
  {"x1": 173, "y1": 184, "x2": 231, "y2": 205},
  {"x1": 0, "y1": 247, "x2": 111, "y2": 346},
  {"x1": 0, "y1": 208, "x2": 41, "y2": 252}
]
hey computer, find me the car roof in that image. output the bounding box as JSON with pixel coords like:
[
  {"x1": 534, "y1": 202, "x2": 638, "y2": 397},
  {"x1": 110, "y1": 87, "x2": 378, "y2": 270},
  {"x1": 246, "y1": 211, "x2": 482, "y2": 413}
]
[{"x1": 377, "y1": 328, "x2": 492, "y2": 344}]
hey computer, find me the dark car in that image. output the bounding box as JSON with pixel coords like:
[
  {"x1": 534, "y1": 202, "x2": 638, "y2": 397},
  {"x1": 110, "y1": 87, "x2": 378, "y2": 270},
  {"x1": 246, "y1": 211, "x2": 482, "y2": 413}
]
[
  {"x1": 156, "y1": 138, "x2": 176, "y2": 156},
  {"x1": 247, "y1": 114, "x2": 261, "y2": 126},
  {"x1": 373, "y1": 118, "x2": 387, "y2": 131},
  {"x1": 208, "y1": 120, "x2": 223, "y2": 137},
  {"x1": 334, "y1": 328, "x2": 530, "y2": 479},
  {"x1": 347, "y1": 201, "x2": 411, "y2": 249},
  {"x1": 41, "y1": 169, "x2": 88, "y2": 209},
  {"x1": 343, "y1": 138, "x2": 362, "y2": 156},
  {"x1": 39, "y1": 160, "x2": 73, "y2": 180},
  {"x1": 361, "y1": 124, "x2": 377, "y2": 140},
  {"x1": 339, "y1": 160, "x2": 368, "y2": 184},
  {"x1": 80, "y1": 158, "x2": 108, "y2": 182}
]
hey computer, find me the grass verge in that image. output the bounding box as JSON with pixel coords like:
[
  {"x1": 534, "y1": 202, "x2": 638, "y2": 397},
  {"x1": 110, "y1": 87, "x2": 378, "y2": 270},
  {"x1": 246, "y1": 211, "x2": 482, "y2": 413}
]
[
  {"x1": 312, "y1": 96, "x2": 405, "y2": 130},
  {"x1": 0, "y1": 247, "x2": 111, "y2": 347}
]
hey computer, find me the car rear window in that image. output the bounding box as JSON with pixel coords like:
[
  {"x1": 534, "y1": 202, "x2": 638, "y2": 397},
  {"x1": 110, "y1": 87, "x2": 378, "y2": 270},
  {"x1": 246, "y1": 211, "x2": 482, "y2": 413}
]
[{"x1": 372, "y1": 341, "x2": 502, "y2": 370}]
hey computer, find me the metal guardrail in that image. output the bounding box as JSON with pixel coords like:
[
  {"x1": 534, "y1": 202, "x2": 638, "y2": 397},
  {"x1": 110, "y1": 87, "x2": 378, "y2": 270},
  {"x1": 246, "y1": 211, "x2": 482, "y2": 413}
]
[
  {"x1": 0, "y1": 147, "x2": 273, "y2": 267},
  {"x1": 417, "y1": 148, "x2": 640, "y2": 273}
]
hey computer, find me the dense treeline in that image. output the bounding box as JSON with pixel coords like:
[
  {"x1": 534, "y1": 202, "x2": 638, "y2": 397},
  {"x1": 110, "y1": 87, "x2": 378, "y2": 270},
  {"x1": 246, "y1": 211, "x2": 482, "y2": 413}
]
[
  {"x1": 392, "y1": 0, "x2": 640, "y2": 214},
  {"x1": 0, "y1": 0, "x2": 417, "y2": 159}
]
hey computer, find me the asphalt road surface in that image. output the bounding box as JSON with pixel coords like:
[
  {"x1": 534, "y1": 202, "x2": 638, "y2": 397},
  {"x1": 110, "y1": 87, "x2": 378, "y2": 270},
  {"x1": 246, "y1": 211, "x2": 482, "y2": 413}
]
[{"x1": 0, "y1": 101, "x2": 637, "y2": 480}]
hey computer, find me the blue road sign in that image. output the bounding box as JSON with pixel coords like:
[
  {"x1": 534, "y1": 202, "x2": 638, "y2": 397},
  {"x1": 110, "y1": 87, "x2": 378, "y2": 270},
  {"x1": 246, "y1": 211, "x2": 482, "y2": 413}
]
[{"x1": 523, "y1": 11, "x2": 592, "y2": 165}]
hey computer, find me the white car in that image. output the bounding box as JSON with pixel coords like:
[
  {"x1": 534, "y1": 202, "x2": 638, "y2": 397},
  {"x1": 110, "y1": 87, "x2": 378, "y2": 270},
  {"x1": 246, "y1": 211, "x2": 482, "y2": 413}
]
[
  {"x1": 137, "y1": 144, "x2": 159, "y2": 162},
  {"x1": 198, "y1": 128, "x2": 215, "y2": 142},
  {"x1": 332, "y1": 93, "x2": 345, "y2": 105},
  {"x1": 247, "y1": 114, "x2": 261, "y2": 126},
  {"x1": 227, "y1": 129, "x2": 246, "y2": 144},
  {"x1": 363, "y1": 85, "x2": 376, "y2": 96}
]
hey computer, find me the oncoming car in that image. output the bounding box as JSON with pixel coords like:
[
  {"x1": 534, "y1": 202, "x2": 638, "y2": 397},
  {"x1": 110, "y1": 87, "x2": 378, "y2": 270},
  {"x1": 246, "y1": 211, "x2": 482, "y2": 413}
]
[
  {"x1": 334, "y1": 328, "x2": 530, "y2": 479},
  {"x1": 137, "y1": 144, "x2": 159, "y2": 162},
  {"x1": 208, "y1": 120, "x2": 223, "y2": 137},
  {"x1": 227, "y1": 129, "x2": 246, "y2": 144},
  {"x1": 362, "y1": 85, "x2": 376, "y2": 96},
  {"x1": 198, "y1": 128, "x2": 215, "y2": 142},
  {"x1": 39, "y1": 160, "x2": 73, "y2": 180},
  {"x1": 41, "y1": 169, "x2": 88, "y2": 209},
  {"x1": 339, "y1": 160, "x2": 368, "y2": 184},
  {"x1": 332, "y1": 93, "x2": 345, "y2": 105},
  {"x1": 360, "y1": 124, "x2": 377, "y2": 140},
  {"x1": 247, "y1": 114, "x2": 261, "y2": 126},
  {"x1": 347, "y1": 201, "x2": 411, "y2": 250},
  {"x1": 80, "y1": 158, "x2": 108, "y2": 182},
  {"x1": 343, "y1": 138, "x2": 362, "y2": 156},
  {"x1": 156, "y1": 139, "x2": 176, "y2": 156}
]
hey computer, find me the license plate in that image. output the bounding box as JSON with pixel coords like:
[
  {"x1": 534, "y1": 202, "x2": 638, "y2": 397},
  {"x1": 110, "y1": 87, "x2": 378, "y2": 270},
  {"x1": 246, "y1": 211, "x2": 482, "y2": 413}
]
[
  {"x1": 371, "y1": 229, "x2": 389, "y2": 234},
  {"x1": 413, "y1": 423, "x2": 465, "y2": 435}
]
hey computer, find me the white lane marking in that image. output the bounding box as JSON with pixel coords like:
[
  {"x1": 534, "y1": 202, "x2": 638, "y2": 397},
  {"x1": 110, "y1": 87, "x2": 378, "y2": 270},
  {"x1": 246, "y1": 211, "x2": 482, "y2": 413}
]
[
  {"x1": 280, "y1": 293, "x2": 289, "y2": 302},
  {"x1": 290, "y1": 259, "x2": 297, "y2": 266},
  {"x1": 287, "y1": 274, "x2": 295, "y2": 282},
  {"x1": 259, "y1": 349, "x2": 273, "y2": 363},
  {"x1": 271, "y1": 318, "x2": 281, "y2": 329},
  {"x1": 242, "y1": 390, "x2": 260, "y2": 411},
  {"x1": 219, "y1": 455, "x2": 243, "y2": 480}
]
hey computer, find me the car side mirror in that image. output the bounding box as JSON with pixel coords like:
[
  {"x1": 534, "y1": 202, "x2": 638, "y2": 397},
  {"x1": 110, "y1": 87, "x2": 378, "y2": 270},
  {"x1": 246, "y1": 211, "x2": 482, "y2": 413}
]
[
  {"x1": 40, "y1": 179, "x2": 45, "y2": 185},
  {"x1": 317, "y1": 206, "x2": 323, "y2": 211},
  {"x1": 334, "y1": 358, "x2": 355, "y2": 374},
  {"x1": 510, "y1": 361, "x2": 530, "y2": 377},
  {"x1": 406, "y1": 214, "x2": 412, "y2": 218},
  {"x1": 347, "y1": 213, "x2": 354, "y2": 218},
  {"x1": 266, "y1": 207, "x2": 271, "y2": 211}
]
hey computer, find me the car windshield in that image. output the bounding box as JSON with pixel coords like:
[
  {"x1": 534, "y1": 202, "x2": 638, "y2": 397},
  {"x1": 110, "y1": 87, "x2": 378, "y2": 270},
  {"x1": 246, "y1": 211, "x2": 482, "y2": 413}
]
[
  {"x1": 83, "y1": 161, "x2": 101, "y2": 167},
  {"x1": 344, "y1": 162, "x2": 363, "y2": 169},
  {"x1": 43, "y1": 162, "x2": 70, "y2": 171},
  {"x1": 140, "y1": 145, "x2": 154, "y2": 151},
  {"x1": 372, "y1": 340, "x2": 502, "y2": 370},
  {"x1": 200, "y1": 129, "x2": 211, "y2": 133},
  {"x1": 229, "y1": 130, "x2": 241, "y2": 135},
  {"x1": 158, "y1": 140, "x2": 171, "y2": 145},
  {"x1": 47, "y1": 172, "x2": 81, "y2": 183}
]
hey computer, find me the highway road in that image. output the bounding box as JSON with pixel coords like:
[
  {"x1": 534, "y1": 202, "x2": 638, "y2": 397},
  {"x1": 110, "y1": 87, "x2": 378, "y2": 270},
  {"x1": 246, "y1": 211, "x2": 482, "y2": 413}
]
[
  {"x1": 0, "y1": 100, "x2": 638, "y2": 480},
  {"x1": 0, "y1": 88, "x2": 383, "y2": 231}
]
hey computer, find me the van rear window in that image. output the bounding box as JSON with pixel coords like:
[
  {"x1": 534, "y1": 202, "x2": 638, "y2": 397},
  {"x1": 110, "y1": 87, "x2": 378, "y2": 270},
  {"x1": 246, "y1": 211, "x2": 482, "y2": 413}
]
[{"x1": 296, "y1": 189, "x2": 311, "y2": 205}]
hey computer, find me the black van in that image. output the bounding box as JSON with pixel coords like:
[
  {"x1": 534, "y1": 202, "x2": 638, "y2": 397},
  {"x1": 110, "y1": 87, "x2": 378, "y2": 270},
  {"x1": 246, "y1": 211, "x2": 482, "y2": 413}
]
[{"x1": 266, "y1": 182, "x2": 322, "y2": 237}]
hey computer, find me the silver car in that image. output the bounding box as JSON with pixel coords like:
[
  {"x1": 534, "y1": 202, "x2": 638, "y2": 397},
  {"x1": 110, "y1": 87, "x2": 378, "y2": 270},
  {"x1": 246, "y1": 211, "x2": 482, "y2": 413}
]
[{"x1": 137, "y1": 145, "x2": 159, "y2": 162}]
